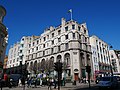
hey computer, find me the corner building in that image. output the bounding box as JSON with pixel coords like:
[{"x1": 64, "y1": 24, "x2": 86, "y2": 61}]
[
  {"x1": 0, "y1": 6, "x2": 8, "y2": 70},
  {"x1": 26, "y1": 18, "x2": 92, "y2": 81}
]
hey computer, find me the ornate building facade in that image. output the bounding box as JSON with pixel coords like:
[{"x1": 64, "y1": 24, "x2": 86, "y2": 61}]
[
  {"x1": 0, "y1": 6, "x2": 8, "y2": 71},
  {"x1": 26, "y1": 18, "x2": 92, "y2": 81}
]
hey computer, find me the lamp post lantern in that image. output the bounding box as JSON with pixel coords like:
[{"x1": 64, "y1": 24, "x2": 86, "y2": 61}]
[
  {"x1": 85, "y1": 65, "x2": 91, "y2": 89},
  {"x1": 54, "y1": 60, "x2": 63, "y2": 90}
]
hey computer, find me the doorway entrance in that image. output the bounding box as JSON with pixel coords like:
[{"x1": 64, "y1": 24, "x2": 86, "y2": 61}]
[{"x1": 74, "y1": 73, "x2": 78, "y2": 81}]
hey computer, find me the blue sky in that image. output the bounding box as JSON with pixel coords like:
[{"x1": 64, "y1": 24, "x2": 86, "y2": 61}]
[{"x1": 0, "y1": 0, "x2": 120, "y2": 54}]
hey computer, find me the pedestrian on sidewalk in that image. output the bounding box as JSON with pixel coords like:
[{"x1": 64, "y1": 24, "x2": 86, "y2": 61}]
[
  {"x1": 54, "y1": 78, "x2": 57, "y2": 88},
  {"x1": 48, "y1": 78, "x2": 52, "y2": 90},
  {"x1": 27, "y1": 77, "x2": 32, "y2": 88}
]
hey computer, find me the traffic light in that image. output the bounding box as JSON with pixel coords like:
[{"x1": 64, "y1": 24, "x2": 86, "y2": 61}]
[
  {"x1": 85, "y1": 65, "x2": 91, "y2": 73},
  {"x1": 54, "y1": 62, "x2": 59, "y2": 71},
  {"x1": 54, "y1": 61, "x2": 63, "y2": 72},
  {"x1": 59, "y1": 62, "x2": 63, "y2": 71}
]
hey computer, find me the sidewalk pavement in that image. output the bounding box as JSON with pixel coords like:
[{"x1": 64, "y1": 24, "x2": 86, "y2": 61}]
[
  {"x1": 2, "y1": 82, "x2": 96, "y2": 90},
  {"x1": 52, "y1": 82, "x2": 96, "y2": 90}
]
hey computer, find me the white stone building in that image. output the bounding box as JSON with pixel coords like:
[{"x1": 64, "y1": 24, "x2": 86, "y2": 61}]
[
  {"x1": 7, "y1": 36, "x2": 39, "y2": 68},
  {"x1": 90, "y1": 35, "x2": 111, "y2": 79},
  {"x1": 109, "y1": 50, "x2": 120, "y2": 74},
  {"x1": 26, "y1": 18, "x2": 92, "y2": 81}
]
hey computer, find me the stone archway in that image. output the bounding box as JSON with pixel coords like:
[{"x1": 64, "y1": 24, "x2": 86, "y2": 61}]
[
  {"x1": 37, "y1": 61, "x2": 41, "y2": 71},
  {"x1": 56, "y1": 55, "x2": 62, "y2": 62},
  {"x1": 30, "y1": 62, "x2": 33, "y2": 71},
  {"x1": 49, "y1": 57, "x2": 54, "y2": 70},
  {"x1": 87, "y1": 54, "x2": 90, "y2": 66},
  {"x1": 41, "y1": 59, "x2": 46, "y2": 72},
  {"x1": 80, "y1": 53, "x2": 85, "y2": 66},
  {"x1": 33, "y1": 61, "x2": 37, "y2": 74},
  {"x1": 64, "y1": 53, "x2": 70, "y2": 67},
  {"x1": 64, "y1": 53, "x2": 71, "y2": 76}
]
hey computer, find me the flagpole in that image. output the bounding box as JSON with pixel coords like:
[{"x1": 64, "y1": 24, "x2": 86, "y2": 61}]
[
  {"x1": 71, "y1": 10, "x2": 72, "y2": 20},
  {"x1": 68, "y1": 9, "x2": 73, "y2": 21}
]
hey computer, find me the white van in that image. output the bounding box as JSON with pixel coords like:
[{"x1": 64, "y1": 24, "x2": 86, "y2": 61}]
[{"x1": 98, "y1": 76, "x2": 118, "y2": 89}]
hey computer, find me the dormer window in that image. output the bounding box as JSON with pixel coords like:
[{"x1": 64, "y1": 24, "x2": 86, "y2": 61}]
[
  {"x1": 44, "y1": 37, "x2": 46, "y2": 41},
  {"x1": 52, "y1": 33, "x2": 54, "y2": 38},
  {"x1": 84, "y1": 29, "x2": 86, "y2": 34},
  {"x1": 58, "y1": 30, "x2": 61, "y2": 35},
  {"x1": 72, "y1": 24, "x2": 75, "y2": 29},
  {"x1": 78, "y1": 26, "x2": 81, "y2": 31},
  {"x1": 65, "y1": 26, "x2": 68, "y2": 31}
]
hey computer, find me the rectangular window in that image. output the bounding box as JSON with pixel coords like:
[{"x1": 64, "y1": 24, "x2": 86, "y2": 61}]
[
  {"x1": 65, "y1": 26, "x2": 68, "y2": 31},
  {"x1": 72, "y1": 24, "x2": 75, "y2": 29},
  {"x1": 37, "y1": 40, "x2": 39, "y2": 44},
  {"x1": 58, "y1": 46, "x2": 61, "y2": 52},
  {"x1": 33, "y1": 42, "x2": 35, "y2": 46},
  {"x1": 20, "y1": 56, "x2": 23, "y2": 60},
  {"x1": 20, "y1": 50, "x2": 22, "y2": 53},
  {"x1": 52, "y1": 40, "x2": 54, "y2": 45},
  {"x1": 65, "y1": 43, "x2": 69, "y2": 50},
  {"x1": 52, "y1": 33, "x2": 54, "y2": 38},
  {"x1": 73, "y1": 33, "x2": 75, "y2": 39},
  {"x1": 13, "y1": 59, "x2": 15, "y2": 63},
  {"x1": 84, "y1": 30, "x2": 86, "y2": 34},
  {"x1": 43, "y1": 44, "x2": 45, "y2": 48},
  {"x1": 58, "y1": 30, "x2": 61, "y2": 35},
  {"x1": 39, "y1": 39, "x2": 41, "y2": 43},
  {"x1": 65, "y1": 35, "x2": 68, "y2": 39},
  {"x1": 111, "y1": 55, "x2": 114, "y2": 58},
  {"x1": 44, "y1": 37, "x2": 46, "y2": 41},
  {"x1": 21, "y1": 44, "x2": 24, "y2": 47},
  {"x1": 36, "y1": 47, "x2": 38, "y2": 50},
  {"x1": 47, "y1": 43, "x2": 49, "y2": 47},
  {"x1": 51, "y1": 48, "x2": 54, "y2": 54},
  {"x1": 17, "y1": 58, "x2": 19, "y2": 62},
  {"x1": 79, "y1": 34, "x2": 81, "y2": 39},
  {"x1": 58, "y1": 38, "x2": 61, "y2": 42},
  {"x1": 85, "y1": 37, "x2": 87, "y2": 42},
  {"x1": 43, "y1": 51, "x2": 45, "y2": 56},
  {"x1": 78, "y1": 26, "x2": 81, "y2": 31},
  {"x1": 29, "y1": 44, "x2": 31, "y2": 48}
]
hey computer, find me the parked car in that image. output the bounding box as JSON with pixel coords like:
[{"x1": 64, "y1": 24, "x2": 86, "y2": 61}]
[
  {"x1": 95, "y1": 77, "x2": 101, "y2": 84},
  {"x1": 98, "y1": 76, "x2": 118, "y2": 89},
  {"x1": 9, "y1": 74, "x2": 21, "y2": 87}
]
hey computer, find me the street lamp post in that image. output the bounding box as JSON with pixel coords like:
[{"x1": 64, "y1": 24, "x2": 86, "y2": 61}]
[
  {"x1": 20, "y1": 61, "x2": 22, "y2": 75},
  {"x1": 20, "y1": 61, "x2": 27, "y2": 90},
  {"x1": 54, "y1": 60, "x2": 63, "y2": 90},
  {"x1": 109, "y1": 46, "x2": 113, "y2": 76},
  {"x1": 85, "y1": 65, "x2": 91, "y2": 89}
]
